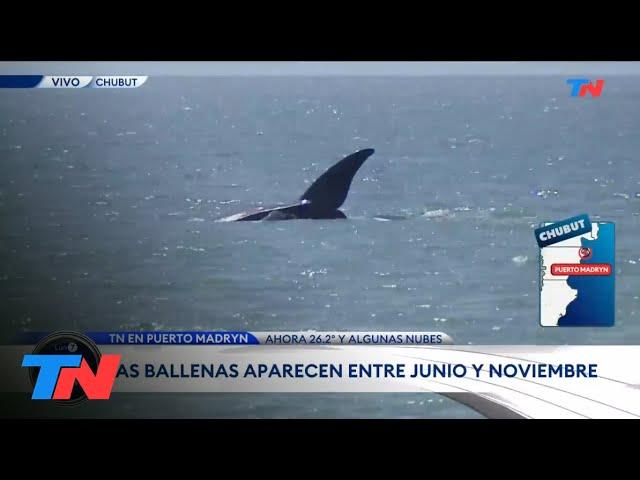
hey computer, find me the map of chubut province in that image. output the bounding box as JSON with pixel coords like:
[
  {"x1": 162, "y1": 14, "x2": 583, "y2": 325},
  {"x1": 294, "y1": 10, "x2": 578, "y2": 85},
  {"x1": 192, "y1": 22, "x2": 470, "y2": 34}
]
[{"x1": 540, "y1": 223, "x2": 599, "y2": 326}]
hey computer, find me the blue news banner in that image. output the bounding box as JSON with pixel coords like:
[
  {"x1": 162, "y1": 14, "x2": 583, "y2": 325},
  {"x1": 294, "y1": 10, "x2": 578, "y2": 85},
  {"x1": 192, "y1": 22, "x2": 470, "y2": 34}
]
[
  {"x1": 15, "y1": 331, "x2": 453, "y2": 346},
  {"x1": 0, "y1": 75, "x2": 148, "y2": 89}
]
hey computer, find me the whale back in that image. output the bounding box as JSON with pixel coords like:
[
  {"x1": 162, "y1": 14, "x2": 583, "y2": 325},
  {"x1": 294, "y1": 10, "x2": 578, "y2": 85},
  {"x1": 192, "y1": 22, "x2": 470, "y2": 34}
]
[{"x1": 299, "y1": 148, "x2": 374, "y2": 213}]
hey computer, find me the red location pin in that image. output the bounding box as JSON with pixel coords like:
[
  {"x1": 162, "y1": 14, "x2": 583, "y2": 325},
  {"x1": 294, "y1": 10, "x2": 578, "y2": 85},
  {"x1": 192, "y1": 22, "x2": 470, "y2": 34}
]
[{"x1": 579, "y1": 247, "x2": 592, "y2": 260}]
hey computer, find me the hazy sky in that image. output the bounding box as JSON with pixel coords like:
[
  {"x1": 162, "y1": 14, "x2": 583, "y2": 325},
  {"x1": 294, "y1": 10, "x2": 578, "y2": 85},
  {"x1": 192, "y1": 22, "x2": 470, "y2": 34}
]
[{"x1": 1, "y1": 62, "x2": 639, "y2": 76}]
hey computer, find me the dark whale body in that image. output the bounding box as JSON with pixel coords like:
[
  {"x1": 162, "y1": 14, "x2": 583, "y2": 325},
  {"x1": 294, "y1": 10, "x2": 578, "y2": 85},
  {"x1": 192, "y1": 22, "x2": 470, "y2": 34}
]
[{"x1": 219, "y1": 149, "x2": 374, "y2": 222}]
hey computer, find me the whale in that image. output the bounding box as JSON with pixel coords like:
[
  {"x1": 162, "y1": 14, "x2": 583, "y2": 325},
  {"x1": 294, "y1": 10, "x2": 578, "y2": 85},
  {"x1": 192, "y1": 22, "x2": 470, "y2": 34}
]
[{"x1": 218, "y1": 148, "x2": 375, "y2": 222}]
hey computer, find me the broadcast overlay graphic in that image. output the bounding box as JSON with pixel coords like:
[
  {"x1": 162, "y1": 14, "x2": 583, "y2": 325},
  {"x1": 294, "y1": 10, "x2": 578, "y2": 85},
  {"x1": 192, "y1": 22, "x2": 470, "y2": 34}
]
[
  {"x1": 0, "y1": 75, "x2": 147, "y2": 89},
  {"x1": 1, "y1": 62, "x2": 639, "y2": 420},
  {"x1": 3, "y1": 330, "x2": 640, "y2": 418},
  {"x1": 536, "y1": 214, "x2": 616, "y2": 327}
]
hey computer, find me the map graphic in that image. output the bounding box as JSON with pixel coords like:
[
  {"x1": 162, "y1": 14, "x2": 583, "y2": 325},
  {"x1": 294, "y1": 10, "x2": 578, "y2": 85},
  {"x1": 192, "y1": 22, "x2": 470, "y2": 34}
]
[{"x1": 539, "y1": 222, "x2": 615, "y2": 327}]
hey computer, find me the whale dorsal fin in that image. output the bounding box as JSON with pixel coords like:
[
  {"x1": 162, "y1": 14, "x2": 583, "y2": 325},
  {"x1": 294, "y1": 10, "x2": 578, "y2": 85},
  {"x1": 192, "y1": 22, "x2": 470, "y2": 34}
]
[{"x1": 300, "y1": 148, "x2": 374, "y2": 211}]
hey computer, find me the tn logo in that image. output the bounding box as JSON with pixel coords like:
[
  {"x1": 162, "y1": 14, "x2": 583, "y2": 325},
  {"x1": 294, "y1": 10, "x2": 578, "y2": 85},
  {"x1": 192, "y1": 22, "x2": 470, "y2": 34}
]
[
  {"x1": 566, "y1": 78, "x2": 605, "y2": 97},
  {"x1": 22, "y1": 354, "x2": 121, "y2": 400}
]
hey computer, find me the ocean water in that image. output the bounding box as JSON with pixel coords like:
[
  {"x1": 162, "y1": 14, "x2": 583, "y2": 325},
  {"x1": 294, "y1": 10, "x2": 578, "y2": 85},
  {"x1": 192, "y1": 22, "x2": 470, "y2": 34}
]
[{"x1": 1, "y1": 76, "x2": 639, "y2": 418}]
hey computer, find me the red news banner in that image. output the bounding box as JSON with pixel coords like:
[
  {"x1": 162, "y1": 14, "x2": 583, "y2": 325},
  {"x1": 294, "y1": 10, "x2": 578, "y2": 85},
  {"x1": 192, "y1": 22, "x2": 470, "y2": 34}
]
[{"x1": 550, "y1": 263, "x2": 612, "y2": 276}]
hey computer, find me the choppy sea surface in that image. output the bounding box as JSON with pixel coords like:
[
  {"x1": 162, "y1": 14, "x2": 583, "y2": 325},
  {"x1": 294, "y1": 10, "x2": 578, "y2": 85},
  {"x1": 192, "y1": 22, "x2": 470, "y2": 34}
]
[{"x1": 1, "y1": 76, "x2": 639, "y2": 418}]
